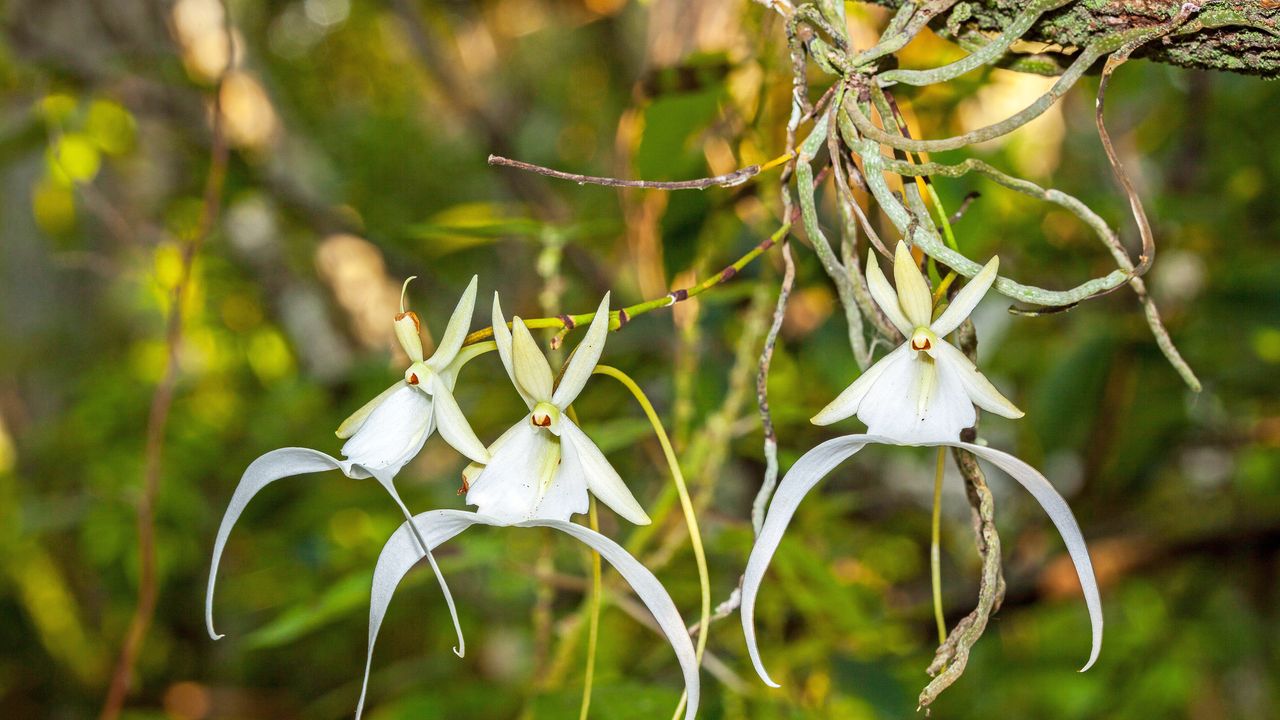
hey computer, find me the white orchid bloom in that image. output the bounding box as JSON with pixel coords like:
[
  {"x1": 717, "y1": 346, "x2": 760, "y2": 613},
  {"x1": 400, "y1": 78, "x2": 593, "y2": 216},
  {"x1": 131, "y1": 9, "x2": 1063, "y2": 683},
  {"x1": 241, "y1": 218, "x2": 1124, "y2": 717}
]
[
  {"x1": 742, "y1": 243, "x2": 1103, "y2": 687},
  {"x1": 353, "y1": 295, "x2": 697, "y2": 720},
  {"x1": 464, "y1": 292, "x2": 651, "y2": 525},
  {"x1": 207, "y1": 276, "x2": 490, "y2": 658}
]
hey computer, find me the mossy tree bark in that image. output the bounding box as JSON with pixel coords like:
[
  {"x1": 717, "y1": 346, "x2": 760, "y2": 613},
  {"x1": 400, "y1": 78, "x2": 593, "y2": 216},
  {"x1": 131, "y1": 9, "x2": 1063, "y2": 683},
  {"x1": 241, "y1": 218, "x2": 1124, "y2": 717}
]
[{"x1": 862, "y1": 0, "x2": 1280, "y2": 77}]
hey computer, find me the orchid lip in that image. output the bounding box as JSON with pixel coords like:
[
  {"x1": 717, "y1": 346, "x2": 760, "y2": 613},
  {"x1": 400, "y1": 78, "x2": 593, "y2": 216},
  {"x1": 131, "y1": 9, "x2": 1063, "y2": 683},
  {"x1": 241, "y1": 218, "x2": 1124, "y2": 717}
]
[{"x1": 530, "y1": 401, "x2": 561, "y2": 433}]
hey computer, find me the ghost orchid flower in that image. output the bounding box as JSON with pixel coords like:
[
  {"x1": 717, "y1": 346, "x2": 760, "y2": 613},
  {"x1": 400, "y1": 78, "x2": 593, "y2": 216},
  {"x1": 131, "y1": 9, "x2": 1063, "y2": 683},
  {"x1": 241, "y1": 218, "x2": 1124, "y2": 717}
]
[
  {"x1": 742, "y1": 242, "x2": 1103, "y2": 687},
  {"x1": 206, "y1": 276, "x2": 489, "y2": 657},
  {"x1": 353, "y1": 294, "x2": 697, "y2": 720},
  {"x1": 464, "y1": 292, "x2": 651, "y2": 525}
]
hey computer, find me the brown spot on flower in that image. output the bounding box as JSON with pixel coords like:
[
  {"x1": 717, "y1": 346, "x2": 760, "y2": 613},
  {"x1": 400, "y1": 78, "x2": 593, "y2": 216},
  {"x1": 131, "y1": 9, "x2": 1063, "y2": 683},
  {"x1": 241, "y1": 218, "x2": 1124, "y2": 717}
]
[
  {"x1": 533, "y1": 413, "x2": 552, "y2": 427},
  {"x1": 407, "y1": 373, "x2": 419, "y2": 385},
  {"x1": 458, "y1": 476, "x2": 470, "y2": 494},
  {"x1": 911, "y1": 336, "x2": 932, "y2": 351},
  {"x1": 395, "y1": 310, "x2": 421, "y2": 333}
]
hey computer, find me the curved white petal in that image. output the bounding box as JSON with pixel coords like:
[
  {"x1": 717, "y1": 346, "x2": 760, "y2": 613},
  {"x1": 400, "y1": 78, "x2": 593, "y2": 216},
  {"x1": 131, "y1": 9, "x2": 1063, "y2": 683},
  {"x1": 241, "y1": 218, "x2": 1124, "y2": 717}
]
[
  {"x1": 865, "y1": 249, "x2": 913, "y2": 337},
  {"x1": 361, "y1": 511, "x2": 699, "y2": 720},
  {"x1": 951, "y1": 442, "x2": 1103, "y2": 671},
  {"x1": 893, "y1": 242, "x2": 934, "y2": 328},
  {"x1": 428, "y1": 275, "x2": 478, "y2": 370},
  {"x1": 336, "y1": 381, "x2": 406, "y2": 440},
  {"x1": 340, "y1": 385, "x2": 434, "y2": 473},
  {"x1": 207, "y1": 448, "x2": 463, "y2": 659},
  {"x1": 742, "y1": 435, "x2": 873, "y2": 686},
  {"x1": 430, "y1": 377, "x2": 490, "y2": 464},
  {"x1": 511, "y1": 318, "x2": 554, "y2": 402},
  {"x1": 525, "y1": 518, "x2": 699, "y2": 720},
  {"x1": 465, "y1": 420, "x2": 585, "y2": 523},
  {"x1": 811, "y1": 345, "x2": 907, "y2": 426},
  {"x1": 931, "y1": 255, "x2": 999, "y2": 337},
  {"x1": 492, "y1": 294, "x2": 534, "y2": 409},
  {"x1": 358, "y1": 510, "x2": 480, "y2": 719},
  {"x1": 551, "y1": 293, "x2": 611, "y2": 408},
  {"x1": 560, "y1": 418, "x2": 650, "y2": 525},
  {"x1": 855, "y1": 349, "x2": 976, "y2": 444},
  {"x1": 935, "y1": 341, "x2": 1024, "y2": 419},
  {"x1": 460, "y1": 420, "x2": 523, "y2": 489}
]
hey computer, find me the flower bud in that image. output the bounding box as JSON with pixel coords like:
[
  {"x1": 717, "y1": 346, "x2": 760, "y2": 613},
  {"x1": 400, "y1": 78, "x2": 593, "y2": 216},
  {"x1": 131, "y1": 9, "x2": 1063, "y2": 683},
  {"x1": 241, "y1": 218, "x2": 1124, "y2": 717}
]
[{"x1": 395, "y1": 276, "x2": 424, "y2": 362}]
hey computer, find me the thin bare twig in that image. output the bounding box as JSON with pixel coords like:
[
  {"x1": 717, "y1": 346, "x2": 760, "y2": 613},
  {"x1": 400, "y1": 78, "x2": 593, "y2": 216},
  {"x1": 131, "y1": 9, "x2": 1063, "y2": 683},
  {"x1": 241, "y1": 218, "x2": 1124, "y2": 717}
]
[
  {"x1": 487, "y1": 154, "x2": 767, "y2": 190},
  {"x1": 98, "y1": 4, "x2": 233, "y2": 718}
]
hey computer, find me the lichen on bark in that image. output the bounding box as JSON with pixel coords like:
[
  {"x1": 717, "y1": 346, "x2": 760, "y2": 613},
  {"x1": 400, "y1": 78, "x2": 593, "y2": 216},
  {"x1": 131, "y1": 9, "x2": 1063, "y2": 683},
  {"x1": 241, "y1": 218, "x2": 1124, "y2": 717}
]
[{"x1": 863, "y1": 0, "x2": 1280, "y2": 77}]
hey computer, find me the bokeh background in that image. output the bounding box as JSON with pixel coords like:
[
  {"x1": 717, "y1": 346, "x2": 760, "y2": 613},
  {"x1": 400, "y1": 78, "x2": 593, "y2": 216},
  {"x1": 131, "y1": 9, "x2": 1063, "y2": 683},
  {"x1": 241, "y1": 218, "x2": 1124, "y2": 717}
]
[{"x1": 2, "y1": 0, "x2": 1278, "y2": 718}]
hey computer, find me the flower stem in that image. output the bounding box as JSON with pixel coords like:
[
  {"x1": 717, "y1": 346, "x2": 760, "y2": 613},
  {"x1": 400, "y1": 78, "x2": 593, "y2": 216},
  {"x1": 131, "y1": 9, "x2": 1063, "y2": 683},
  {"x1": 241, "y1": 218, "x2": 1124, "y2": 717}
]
[
  {"x1": 931, "y1": 447, "x2": 947, "y2": 647},
  {"x1": 578, "y1": 498, "x2": 602, "y2": 720},
  {"x1": 592, "y1": 364, "x2": 710, "y2": 720},
  {"x1": 462, "y1": 224, "x2": 791, "y2": 346}
]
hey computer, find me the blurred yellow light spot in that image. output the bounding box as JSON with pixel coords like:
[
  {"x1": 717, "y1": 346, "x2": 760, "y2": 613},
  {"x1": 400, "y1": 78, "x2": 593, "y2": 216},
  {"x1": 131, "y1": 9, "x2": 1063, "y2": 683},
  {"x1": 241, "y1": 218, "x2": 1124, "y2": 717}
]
[
  {"x1": 86, "y1": 99, "x2": 137, "y2": 156},
  {"x1": 247, "y1": 328, "x2": 295, "y2": 382},
  {"x1": 493, "y1": 0, "x2": 548, "y2": 38},
  {"x1": 958, "y1": 70, "x2": 1064, "y2": 178},
  {"x1": 47, "y1": 133, "x2": 102, "y2": 186},
  {"x1": 187, "y1": 328, "x2": 233, "y2": 374},
  {"x1": 38, "y1": 92, "x2": 78, "y2": 123},
  {"x1": 191, "y1": 383, "x2": 240, "y2": 428},
  {"x1": 584, "y1": 0, "x2": 627, "y2": 15},
  {"x1": 1251, "y1": 327, "x2": 1280, "y2": 364},
  {"x1": 163, "y1": 681, "x2": 212, "y2": 720},
  {"x1": 315, "y1": 234, "x2": 405, "y2": 354},
  {"x1": 329, "y1": 508, "x2": 373, "y2": 548},
  {"x1": 220, "y1": 71, "x2": 279, "y2": 150},
  {"x1": 131, "y1": 341, "x2": 170, "y2": 383},
  {"x1": 155, "y1": 243, "x2": 185, "y2": 291},
  {"x1": 1228, "y1": 166, "x2": 1263, "y2": 201},
  {"x1": 32, "y1": 177, "x2": 77, "y2": 235},
  {"x1": 14, "y1": 549, "x2": 101, "y2": 683},
  {"x1": 804, "y1": 670, "x2": 832, "y2": 705},
  {"x1": 173, "y1": 0, "x2": 242, "y2": 81},
  {"x1": 782, "y1": 286, "x2": 835, "y2": 339},
  {"x1": 221, "y1": 293, "x2": 263, "y2": 332},
  {"x1": 0, "y1": 416, "x2": 14, "y2": 473}
]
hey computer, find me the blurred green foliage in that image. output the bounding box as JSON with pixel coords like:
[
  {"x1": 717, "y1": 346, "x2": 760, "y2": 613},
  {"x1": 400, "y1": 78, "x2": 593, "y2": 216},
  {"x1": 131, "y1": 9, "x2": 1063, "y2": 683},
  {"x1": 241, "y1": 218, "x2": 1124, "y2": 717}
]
[{"x1": 0, "y1": 1, "x2": 1278, "y2": 719}]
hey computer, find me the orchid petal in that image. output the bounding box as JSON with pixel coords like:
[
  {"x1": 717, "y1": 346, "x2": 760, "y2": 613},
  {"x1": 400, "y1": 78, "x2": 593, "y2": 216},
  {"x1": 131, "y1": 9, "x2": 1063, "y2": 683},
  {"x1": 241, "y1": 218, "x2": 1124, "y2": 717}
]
[
  {"x1": 856, "y1": 349, "x2": 976, "y2": 444},
  {"x1": 430, "y1": 377, "x2": 490, "y2": 464},
  {"x1": 206, "y1": 448, "x2": 462, "y2": 661},
  {"x1": 491, "y1": 294, "x2": 535, "y2": 408},
  {"x1": 935, "y1": 341, "x2": 1024, "y2": 419},
  {"x1": 560, "y1": 418, "x2": 650, "y2": 525},
  {"x1": 551, "y1": 293, "x2": 610, "y2": 408},
  {"x1": 525, "y1": 518, "x2": 699, "y2": 720},
  {"x1": 336, "y1": 381, "x2": 406, "y2": 440},
  {"x1": 427, "y1": 275, "x2": 478, "y2": 370},
  {"x1": 362, "y1": 511, "x2": 699, "y2": 720},
  {"x1": 466, "y1": 420, "x2": 585, "y2": 523},
  {"x1": 866, "y1": 249, "x2": 914, "y2": 337},
  {"x1": 511, "y1": 317, "x2": 554, "y2": 402},
  {"x1": 931, "y1": 255, "x2": 999, "y2": 337},
  {"x1": 460, "y1": 420, "x2": 523, "y2": 489},
  {"x1": 340, "y1": 384, "x2": 434, "y2": 473},
  {"x1": 894, "y1": 242, "x2": 934, "y2": 328},
  {"x1": 811, "y1": 345, "x2": 906, "y2": 426},
  {"x1": 742, "y1": 435, "x2": 873, "y2": 686},
  {"x1": 953, "y1": 442, "x2": 1103, "y2": 671},
  {"x1": 358, "y1": 510, "x2": 479, "y2": 719}
]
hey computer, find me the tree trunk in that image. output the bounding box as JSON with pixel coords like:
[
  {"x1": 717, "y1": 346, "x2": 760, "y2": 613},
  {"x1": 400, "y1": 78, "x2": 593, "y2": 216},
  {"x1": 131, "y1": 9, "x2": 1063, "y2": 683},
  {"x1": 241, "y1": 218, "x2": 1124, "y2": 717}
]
[{"x1": 862, "y1": 0, "x2": 1280, "y2": 77}]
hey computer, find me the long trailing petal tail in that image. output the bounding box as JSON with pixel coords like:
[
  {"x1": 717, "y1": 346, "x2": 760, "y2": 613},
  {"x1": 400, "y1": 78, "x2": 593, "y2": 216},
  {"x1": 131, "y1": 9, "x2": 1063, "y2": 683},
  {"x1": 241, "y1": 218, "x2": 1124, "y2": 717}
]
[
  {"x1": 362, "y1": 512, "x2": 699, "y2": 720},
  {"x1": 954, "y1": 442, "x2": 1103, "y2": 671},
  {"x1": 527, "y1": 518, "x2": 700, "y2": 720},
  {"x1": 359, "y1": 510, "x2": 478, "y2": 720},
  {"x1": 206, "y1": 448, "x2": 353, "y2": 640},
  {"x1": 741, "y1": 435, "x2": 872, "y2": 687},
  {"x1": 374, "y1": 471, "x2": 468, "y2": 659}
]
